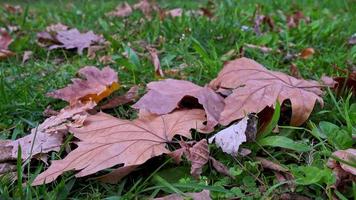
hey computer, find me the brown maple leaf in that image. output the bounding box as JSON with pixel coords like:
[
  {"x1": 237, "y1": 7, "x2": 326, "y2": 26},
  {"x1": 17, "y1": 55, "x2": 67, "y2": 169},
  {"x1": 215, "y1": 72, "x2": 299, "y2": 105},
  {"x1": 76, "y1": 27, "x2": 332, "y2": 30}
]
[
  {"x1": 132, "y1": 79, "x2": 225, "y2": 132},
  {"x1": 47, "y1": 66, "x2": 119, "y2": 105},
  {"x1": 210, "y1": 57, "x2": 323, "y2": 126},
  {"x1": 106, "y1": 2, "x2": 133, "y2": 17},
  {"x1": 0, "y1": 102, "x2": 95, "y2": 162},
  {"x1": 154, "y1": 190, "x2": 211, "y2": 200},
  {"x1": 0, "y1": 31, "x2": 15, "y2": 60},
  {"x1": 32, "y1": 109, "x2": 206, "y2": 185}
]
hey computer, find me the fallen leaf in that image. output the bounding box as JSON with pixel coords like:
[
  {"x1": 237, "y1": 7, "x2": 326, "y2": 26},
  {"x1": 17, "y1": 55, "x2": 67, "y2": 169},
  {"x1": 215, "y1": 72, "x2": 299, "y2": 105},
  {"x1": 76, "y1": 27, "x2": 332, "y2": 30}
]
[
  {"x1": 165, "y1": 8, "x2": 183, "y2": 17},
  {"x1": 245, "y1": 43, "x2": 276, "y2": 54},
  {"x1": 1, "y1": 101, "x2": 95, "y2": 161},
  {"x1": 185, "y1": 139, "x2": 210, "y2": 178},
  {"x1": 286, "y1": 11, "x2": 309, "y2": 28},
  {"x1": 48, "y1": 28, "x2": 105, "y2": 55},
  {"x1": 348, "y1": 35, "x2": 356, "y2": 45},
  {"x1": 4, "y1": 4, "x2": 23, "y2": 14},
  {"x1": 254, "y1": 14, "x2": 274, "y2": 35},
  {"x1": 256, "y1": 157, "x2": 288, "y2": 172},
  {"x1": 333, "y1": 70, "x2": 356, "y2": 95},
  {"x1": 47, "y1": 66, "x2": 119, "y2": 105},
  {"x1": 147, "y1": 46, "x2": 164, "y2": 77},
  {"x1": 43, "y1": 106, "x2": 60, "y2": 117},
  {"x1": 32, "y1": 109, "x2": 206, "y2": 185},
  {"x1": 133, "y1": 0, "x2": 158, "y2": 19},
  {"x1": 133, "y1": 79, "x2": 225, "y2": 132},
  {"x1": 100, "y1": 85, "x2": 139, "y2": 110},
  {"x1": 106, "y1": 2, "x2": 133, "y2": 17},
  {"x1": 99, "y1": 55, "x2": 114, "y2": 64},
  {"x1": 328, "y1": 149, "x2": 356, "y2": 176},
  {"x1": 299, "y1": 48, "x2": 315, "y2": 59},
  {"x1": 22, "y1": 51, "x2": 33, "y2": 64},
  {"x1": 210, "y1": 157, "x2": 233, "y2": 178},
  {"x1": 154, "y1": 190, "x2": 211, "y2": 200},
  {"x1": 290, "y1": 63, "x2": 301, "y2": 78},
  {"x1": 0, "y1": 31, "x2": 15, "y2": 60},
  {"x1": 320, "y1": 75, "x2": 337, "y2": 88},
  {"x1": 210, "y1": 57, "x2": 323, "y2": 126},
  {"x1": 46, "y1": 23, "x2": 69, "y2": 33},
  {"x1": 208, "y1": 116, "x2": 249, "y2": 156}
]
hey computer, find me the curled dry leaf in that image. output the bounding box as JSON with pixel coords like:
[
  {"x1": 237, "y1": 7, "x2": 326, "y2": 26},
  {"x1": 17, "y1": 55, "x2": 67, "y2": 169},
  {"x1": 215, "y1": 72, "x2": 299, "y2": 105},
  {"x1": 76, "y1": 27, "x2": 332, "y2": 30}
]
[
  {"x1": 210, "y1": 57, "x2": 323, "y2": 126},
  {"x1": 106, "y1": 2, "x2": 133, "y2": 17},
  {"x1": 154, "y1": 190, "x2": 211, "y2": 200},
  {"x1": 328, "y1": 149, "x2": 356, "y2": 176},
  {"x1": 256, "y1": 157, "x2": 288, "y2": 172},
  {"x1": 286, "y1": 11, "x2": 309, "y2": 28},
  {"x1": 0, "y1": 31, "x2": 14, "y2": 60},
  {"x1": 22, "y1": 51, "x2": 33, "y2": 64},
  {"x1": 100, "y1": 85, "x2": 139, "y2": 110},
  {"x1": 290, "y1": 63, "x2": 301, "y2": 79},
  {"x1": 47, "y1": 66, "x2": 119, "y2": 105},
  {"x1": 208, "y1": 116, "x2": 248, "y2": 156},
  {"x1": 210, "y1": 157, "x2": 233, "y2": 178},
  {"x1": 333, "y1": 70, "x2": 356, "y2": 95},
  {"x1": 0, "y1": 101, "x2": 95, "y2": 161},
  {"x1": 253, "y1": 14, "x2": 274, "y2": 35},
  {"x1": 32, "y1": 109, "x2": 206, "y2": 185},
  {"x1": 165, "y1": 8, "x2": 183, "y2": 18},
  {"x1": 299, "y1": 48, "x2": 315, "y2": 59},
  {"x1": 133, "y1": 0, "x2": 158, "y2": 19},
  {"x1": 185, "y1": 139, "x2": 210, "y2": 178},
  {"x1": 4, "y1": 4, "x2": 23, "y2": 14},
  {"x1": 146, "y1": 46, "x2": 164, "y2": 77},
  {"x1": 133, "y1": 79, "x2": 225, "y2": 132}
]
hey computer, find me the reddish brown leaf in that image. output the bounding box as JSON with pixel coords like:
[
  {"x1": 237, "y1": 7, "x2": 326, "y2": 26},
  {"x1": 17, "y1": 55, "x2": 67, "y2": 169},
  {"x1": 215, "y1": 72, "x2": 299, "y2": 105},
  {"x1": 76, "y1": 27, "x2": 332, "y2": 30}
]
[
  {"x1": 100, "y1": 86, "x2": 139, "y2": 110},
  {"x1": 147, "y1": 46, "x2": 164, "y2": 77},
  {"x1": 47, "y1": 66, "x2": 119, "y2": 105},
  {"x1": 290, "y1": 63, "x2": 302, "y2": 78},
  {"x1": 133, "y1": 79, "x2": 224, "y2": 132},
  {"x1": 333, "y1": 70, "x2": 356, "y2": 95},
  {"x1": 0, "y1": 31, "x2": 14, "y2": 60},
  {"x1": 133, "y1": 0, "x2": 158, "y2": 19},
  {"x1": 210, "y1": 57, "x2": 323, "y2": 126},
  {"x1": 32, "y1": 109, "x2": 206, "y2": 185},
  {"x1": 286, "y1": 11, "x2": 309, "y2": 28},
  {"x1": 299, "y1": 48, "x2": 315, "y2": 59},
  {"x1": 254, "y1": 14, "x2": 274, "y2": 35},
  {"x1": 328, "y1": 149, "x2": 356, "y2": 176},
  {"x1": 48, "y1": 28, "x2": 105, "y2": 55},
  {"x1": 154, "y1": 190, "x2": 211, "y2": 200},
  {"x1": 210, "y1": 157, "x2": 233, "y2": 178},
  {"x1": 106, "y1": 2, "x2": 133, "y2": 17},
  {"x1": 1, "y1": 102, "x2": 95, "y2": 161},
  {"x1": 256, "y1": 157, "x2": 288, "y2": 172},
  {"x1": 185, "y1": 139, "x2": 210, "y2": 178},
  {"x1": 4, "y1": 4, "x2": 23, "y2": 14}
]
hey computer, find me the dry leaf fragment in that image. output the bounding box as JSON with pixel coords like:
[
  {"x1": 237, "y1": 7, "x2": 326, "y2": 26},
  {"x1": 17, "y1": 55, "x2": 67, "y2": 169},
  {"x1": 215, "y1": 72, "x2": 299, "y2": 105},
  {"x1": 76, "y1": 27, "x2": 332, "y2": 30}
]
[
  {"x1": 49, "y1": 29, "x2": 105, "y2": 55},
  {"x1": 47, "y1": 66, "x2": 119, "y2": 105},
  {"x1": 106, "y1": 2, "x2": 133, "y2": 17},
  {"x1": 208, "y1": 116, "x2": 249, "y2": 156},
  {"x1": 100, "y1": 86, "x2": 139, "y2": 110},
  {"x1": 133, "y1": 0, "x2": 158, "y2": 19},
  {"x1": 328, "y1": 149, "x2": 356, "y2": 176},
  {"x1": 245, "y1": 43, "x2": 275, "y2": 54},
  {"x1": 32, "y1": 109, "x2": 206, "y2": 185},
  {"x1": 46, "y1": 23, "x2": 68, "y2": 33},
  {"x1": 154, "y1": 190, "x2": 211, "y2": 200},
  {"x1": 22, "y1": 51, "x2": 33, "y2": 64},
  {"x1": 147, "y1": 46, "x2": 164, "y2": 77},
  {"x1": 4, "y1": 4, "x2": 23, "y2": 14},
  {"x1": 320, "y1": 75, "x2": 337, "y2": 88},
  {"x1": 254, "y1": 14, "x2": 274, "y2": 35},
  {"x1": 286, "y1": 11, "x2": 309, "y2": 28},
  {"x1": 299, "y1": 48, "x2": 315, "y2": 59},
  {"x1": 210, "y1": 157, "x2": 233, "y2": 178},
  {"x1": 333, "y1": 70, "x2": 356, "y2": 95},
  {"x1": 185, "y1": 139, "x2": 210, "y2": 178},
  {"x1": 256, "y1": 157, "x2": 288, "y2": 172},
  {"x1": 290, "y1": 63, "x2": 302, "y2": 78},
  {"x1": 0, "y1": 31, "x2": 14, "y2": 60},
  {"x1": 165, "y1": 8, "x2": 183, "y2": 18},
  {"x1": 210, "y1": 57, "x2": 323, "y2": 126},
  {"x1": 133, "y1": 79, "x2": 224, "y2": 132}
]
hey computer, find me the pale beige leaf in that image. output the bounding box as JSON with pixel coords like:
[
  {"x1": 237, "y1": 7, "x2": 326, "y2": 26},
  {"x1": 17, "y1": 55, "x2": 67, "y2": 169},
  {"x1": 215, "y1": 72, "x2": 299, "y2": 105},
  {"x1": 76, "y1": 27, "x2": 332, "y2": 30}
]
[
  {"x1": 208, "y1": 116, "x2": 248, "y2": 156},
  {"x1": 32, "y1": 109, "x2": 206, "y2": 185},
  {"x1": 133, "y1": 79, "x2": 224, "y2": 132},
  {"x1": 210, "y1": 57, "x2": 323, "y2": 126},
  {"x1": 47, "y1": 66, "x2": 119, "y2": 104}
]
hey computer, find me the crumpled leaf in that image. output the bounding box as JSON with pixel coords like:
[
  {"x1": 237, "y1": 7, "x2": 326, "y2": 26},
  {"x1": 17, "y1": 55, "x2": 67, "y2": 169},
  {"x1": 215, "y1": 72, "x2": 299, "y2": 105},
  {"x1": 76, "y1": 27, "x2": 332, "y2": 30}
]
[
  {"x1": 99, "y1": 85, "x2": 139, "y2": 110},
  {"x1": 185, "y1": 139, "x2": 210, "y2": 178},
  {"x1": 32, "y1": 109, "x2": 206, "y2": 185},
  {"x1": 333, "y1": 70, "x2": 356, "y2": 95},
  {"x1": 154, "y1": 190, "x2": 211, "y2": 200},
  {"x1": 22, "y1": 51, "x2": 33, "y2": 64},
  {"x1": 106, "y1": 2, "x2": 133, "y2": 17},
  {"x1": 256, "y1": 157, "x2": 288, "y2": 172},
  {"x1": 48, "y1": 28, "x2": 105, "y2": 55},
  {"x1": 327, "y1": 148, "x2": 356, "y2": 187},
  {"x1": 0, "y1": 101, "x2": 95, "y2": 161},
  {"x1": 208, "y1": 116, "x2": 248, "y2": 156},
  {"x1": 0, "y1": 31, "x2": 15, "y2": 60},
  {"x1": 165, "y1": 8, "x2": 183, "y2": 18},
  {"x1": 133, "y1": 0, "x2": 158, "y2": 19},
  {"x1": 133, "y1": 79, "x2": 224, "y2": 132},
  {"x1": 253, "y1": 14, "x2": 274, "y2": 35},
  {"x1": 147, "y1": 46, "x2": 164, "y2": 77},
  {"x1": 286, "y1": 11, "x2": 309, "y2": 28},
  {"x1": 47, "y1": 66, "x2": 119, "y2": 105},
  {"x1": 210, "y1": 57, "x2": 323, "y2": 126}
]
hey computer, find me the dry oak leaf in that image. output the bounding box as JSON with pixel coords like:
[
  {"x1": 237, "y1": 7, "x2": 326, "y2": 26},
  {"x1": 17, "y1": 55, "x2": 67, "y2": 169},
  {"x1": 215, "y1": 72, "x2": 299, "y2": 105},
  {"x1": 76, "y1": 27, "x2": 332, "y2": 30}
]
[
  {"x1": 154, "y1": 190, "x2": 211, "y2": 200},
  {"x1": 0, "y1": 31, "x2": 15, "y2": 60},
  {"x1": 47, "y1": 66, "x2": 119, "y2": 105},
  {"x1": 210, "y1": 57, "x2": 323, "y2": 126},
  {"x1": 2, "y1": 101, "x2": 95, "y2": 161},
  {"x1": 106, "y1": 2, "x2": 133, "y2": 17},
  {"x1": 133, "y1": 79, "x2": 225, "y2": 132},
  {"x1": 49, "y1": 28, "x2": 105, "y2": 55},
  {"x1": 32, "y1": 109, "x2": 206, "y2": 185}
]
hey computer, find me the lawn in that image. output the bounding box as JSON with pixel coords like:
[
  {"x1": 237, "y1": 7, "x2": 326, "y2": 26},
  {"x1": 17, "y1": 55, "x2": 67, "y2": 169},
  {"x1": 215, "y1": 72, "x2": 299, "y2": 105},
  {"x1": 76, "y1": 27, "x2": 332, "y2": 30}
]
[{"x1": 0, "y1": 0, "x2": 355, "y2": 199}]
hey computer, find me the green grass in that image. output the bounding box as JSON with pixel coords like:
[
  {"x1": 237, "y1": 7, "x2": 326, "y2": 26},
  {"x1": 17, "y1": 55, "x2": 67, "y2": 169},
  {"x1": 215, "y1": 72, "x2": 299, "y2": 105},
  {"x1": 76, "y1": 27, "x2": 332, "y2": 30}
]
[{"x1": 0, "y1": 0, "x2": 355, "y2": 199}]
